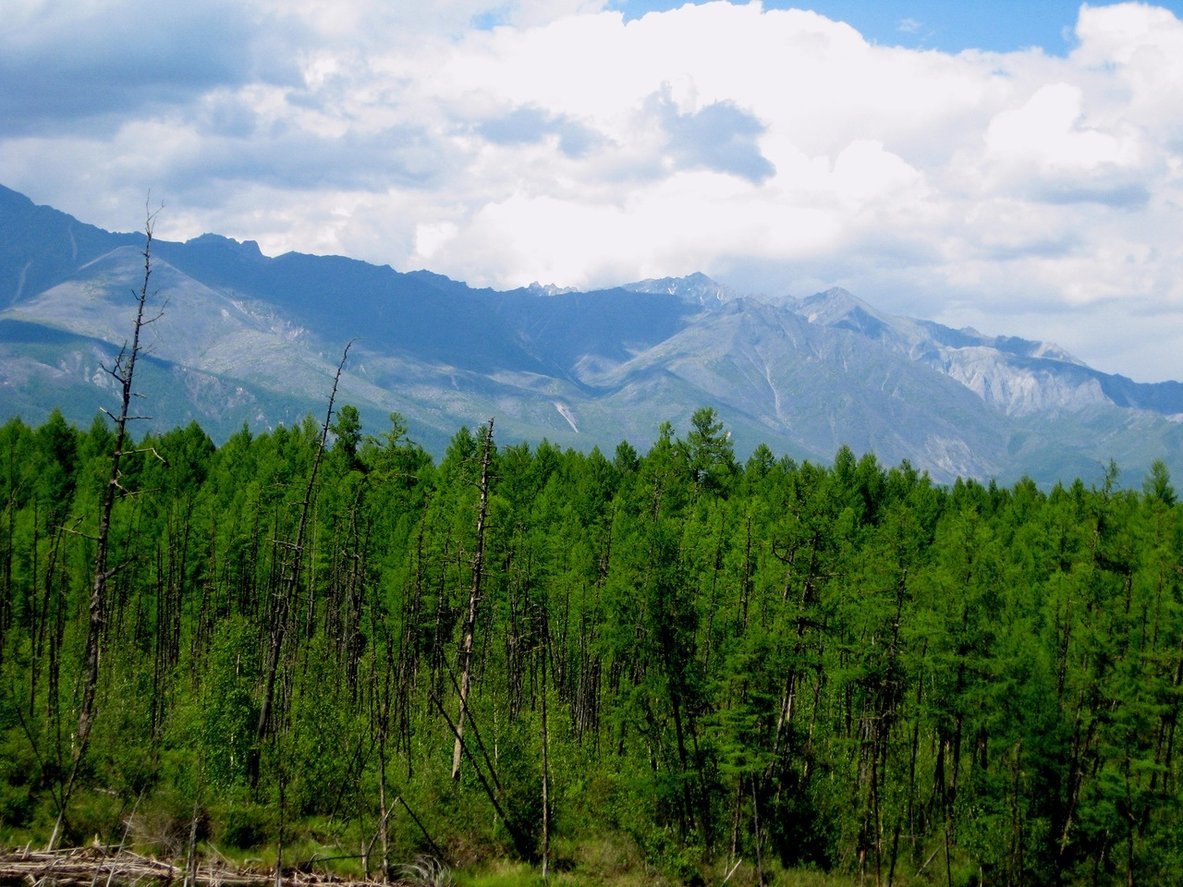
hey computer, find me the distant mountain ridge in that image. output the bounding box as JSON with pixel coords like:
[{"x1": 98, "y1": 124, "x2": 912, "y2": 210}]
[
  {"x1": 795, "y1": 286, "x2": 1183, "y2": 418},
  {"x1": 1, "y1": 184, "x2": 1180, "y2": 484}
]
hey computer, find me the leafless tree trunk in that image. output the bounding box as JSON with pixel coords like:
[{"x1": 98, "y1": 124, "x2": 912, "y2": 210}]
[
  {"x1": 451, "y1": 418, "x2": 494, "y2": 780},
  {"x1": 50, "y1": 207, "x2": 161, "y2": 850},
  {"x1": 540, "y1": 592, "x2": 551, "y2": 878},
  {"x1": 251, "y1": 342, "x2": 353, "y2": 783}
]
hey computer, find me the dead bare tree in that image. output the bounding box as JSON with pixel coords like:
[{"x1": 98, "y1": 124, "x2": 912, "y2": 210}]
[
  {"x1": 251, "y1": 342, "x2": 354, "y2": 784},
  {"x1": 451, "y1": 417, "x2": 494, "y2": 781},
  {"x1": 49, "y1": 205, "x2": 163, "y2": 850}
]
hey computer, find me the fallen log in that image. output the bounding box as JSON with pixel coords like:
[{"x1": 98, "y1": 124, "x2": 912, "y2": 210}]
[{"x1": 0, "y1": 845, "x2": 421, "y2": 886}]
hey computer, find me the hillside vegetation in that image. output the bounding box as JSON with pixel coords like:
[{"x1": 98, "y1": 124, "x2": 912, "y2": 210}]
[{"x1": 1, "y1": 401, "x2": 1182, "y2": 885}]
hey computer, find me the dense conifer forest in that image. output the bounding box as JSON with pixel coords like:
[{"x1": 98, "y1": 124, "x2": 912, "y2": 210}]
[{"x1": 1, "y1": 396, "x2": 1182, "y2": 885}]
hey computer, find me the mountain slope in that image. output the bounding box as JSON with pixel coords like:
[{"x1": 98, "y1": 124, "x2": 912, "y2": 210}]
[
  {"x1": 1, "y1": 186, "x2": 1179, "y2": 485},
  {"x1": 0, "y1": 185, "x2": 139, "y2": 304},
  {"x1": 796, "y1": 287, "x2": 1183, "y2": 418}
]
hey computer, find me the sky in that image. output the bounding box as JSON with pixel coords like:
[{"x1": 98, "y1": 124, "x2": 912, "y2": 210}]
[{"x1": 3, "y1": 2, "x2": 1183, "y2": 383}]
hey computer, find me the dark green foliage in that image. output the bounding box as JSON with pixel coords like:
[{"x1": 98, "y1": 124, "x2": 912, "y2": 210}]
[{"x1": 1, "y1": 407, "x2": 1182, "y2": 884}]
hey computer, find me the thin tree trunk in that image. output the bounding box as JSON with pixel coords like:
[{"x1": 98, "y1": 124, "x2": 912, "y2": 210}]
[
  {"x1": 51, "y1": 208, "x2": 159, "y2": 849},
  {"x1": 540, "y1": 589, "x2": 551, "y2": 878},
  {"x1": 452, "y1": 418, "x2": 494, "y2": 780},
  {"x1": 251, "y1": 342, "x2": 353, "y2": 784}
]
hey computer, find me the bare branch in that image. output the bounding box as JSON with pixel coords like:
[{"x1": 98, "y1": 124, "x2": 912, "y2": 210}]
[
  {"x1": 130, "y1": 446, "x2": 168, "y2": 465},
  {"x1": 59, "y1": 526, "x2": 100, "y2": 542}
]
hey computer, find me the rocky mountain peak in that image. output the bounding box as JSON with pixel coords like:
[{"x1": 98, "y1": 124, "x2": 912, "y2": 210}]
[
  {"x1": 622, "y1": 272, "x2": 732, "y2": 306},
  {"x1": 795, "y1": 287, "x2": 892, "y2": 334},
  {"x1": 184, "y1": 233, "x2": 265, "y2": 260}
]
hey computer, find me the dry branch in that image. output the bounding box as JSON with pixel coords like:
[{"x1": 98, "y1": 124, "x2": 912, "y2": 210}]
[{"x1": 0, "y1": 845, "x2": 428, "y2": 886}]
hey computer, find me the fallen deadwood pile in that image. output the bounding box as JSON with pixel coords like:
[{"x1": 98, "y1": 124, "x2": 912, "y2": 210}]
[{"x1": 0, "y1": 846, "x2": 414, "y2": 886}]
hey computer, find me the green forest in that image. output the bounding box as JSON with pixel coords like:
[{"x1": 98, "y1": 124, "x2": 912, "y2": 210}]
[
  {"x1": 2, "y1": 395, "x2": 1182, "y2": 885},
  {"x1": 0, "y1": 234, "x2": 1181, "y2": 886}
]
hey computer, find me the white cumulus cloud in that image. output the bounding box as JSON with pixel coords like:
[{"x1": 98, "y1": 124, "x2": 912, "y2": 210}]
[{"x1": 1, "y1": 0, "x2": 1182, "y2": 381}]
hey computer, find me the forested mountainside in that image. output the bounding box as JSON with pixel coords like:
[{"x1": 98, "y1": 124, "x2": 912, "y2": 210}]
[{"x1": 2, "y1": 404, "x2": 1181, "y2": 885}]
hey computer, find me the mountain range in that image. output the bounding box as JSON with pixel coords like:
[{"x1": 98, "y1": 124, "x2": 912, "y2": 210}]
[{"x1": 2, "y1": 184, "x2": 1180, "y2": 485}]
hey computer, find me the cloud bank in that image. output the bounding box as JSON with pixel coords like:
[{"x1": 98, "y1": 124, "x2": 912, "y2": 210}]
[{"x1": 2, "y1": 0, "x2": 1182, "y2": 381}]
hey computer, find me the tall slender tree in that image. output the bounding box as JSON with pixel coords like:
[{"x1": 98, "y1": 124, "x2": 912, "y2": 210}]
[{"x1": 49, "y1": 207, "x2": 162, "y2": 850}]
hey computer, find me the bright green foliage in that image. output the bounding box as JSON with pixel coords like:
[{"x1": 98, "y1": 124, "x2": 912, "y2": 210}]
[{"x1": 1, "y1": 408, "x2": 1182, "y2": 885}]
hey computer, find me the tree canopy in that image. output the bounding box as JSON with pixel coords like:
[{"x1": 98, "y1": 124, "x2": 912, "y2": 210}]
[{"x1": 1, "y1": 408, "x2": 1181, "y2": 885}]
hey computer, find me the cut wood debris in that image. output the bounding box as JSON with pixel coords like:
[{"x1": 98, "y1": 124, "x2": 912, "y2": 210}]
[{"x1": 0, "y1": 845, "x2": 417, "y2": 886}]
